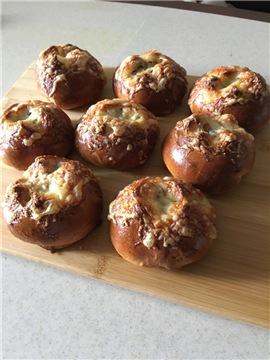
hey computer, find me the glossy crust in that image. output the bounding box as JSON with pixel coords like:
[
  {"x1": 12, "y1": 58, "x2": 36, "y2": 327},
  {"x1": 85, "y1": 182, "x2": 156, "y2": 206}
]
[
  {"x1": 188, "y1": 65, "x2": 270, "y2": 133},
  {"x1": 2, "y1": 155, "x2": 103, "y2": 251},
  {"x1": 0, "y1": 100, "x2": 74, "y2": 170},
  {"x1": 108, "y1": 176, "x2": 217, "y2": 270},
  {"x1": 113, "y1": 50, "x2": 188, "y2": 116},
  {"x1": 75, "y1": 98, "x2": 160, "y2": 170},
  {"x1": 36, "y1": 44, "x2": 106, "y2": 109},
  {"x1": 162, "y1": 114, "x2": 255, "y2": 194}
]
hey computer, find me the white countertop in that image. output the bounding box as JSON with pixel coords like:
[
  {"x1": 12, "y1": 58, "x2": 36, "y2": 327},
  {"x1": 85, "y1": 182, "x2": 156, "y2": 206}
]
[{"x1": 1, "y1": 1, "x2": 269, "y2": 359}]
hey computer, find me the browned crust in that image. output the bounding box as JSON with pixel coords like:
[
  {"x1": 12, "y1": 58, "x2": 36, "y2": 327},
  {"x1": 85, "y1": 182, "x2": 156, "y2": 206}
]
[
  {"x1": 36, "y1": 44, "x2": 106, "y2": 109},
  {"x1": 0, "y1": 100, "x2": 74, "y2": 170},
  {"x1": 110, "y1": 220, "x2": 214, "y2": 270},
  {"x1": 188, "y1": 65, "x2": 270, "y2": 133},
  {"x1": 113, "y1": 50, "x2": 188, "y2": 116},
  {"x1": 162, "y1": 114, "x2": 255, "y2": 194},
  {"x1": 108, "y1": 176, "x2": 216, "y2": 270},
  {"x1": 75, "y1": 99, "x2": 160, "y2": 170},
  {"x1": 2, "y1": 155, "x2": 103, "y2": 250}
]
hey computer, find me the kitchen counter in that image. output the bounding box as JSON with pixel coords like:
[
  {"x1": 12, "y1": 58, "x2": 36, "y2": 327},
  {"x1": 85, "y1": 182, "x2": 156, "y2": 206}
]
[{"x1": 1, "y1": 1, "x2": 269, "y2": 359}]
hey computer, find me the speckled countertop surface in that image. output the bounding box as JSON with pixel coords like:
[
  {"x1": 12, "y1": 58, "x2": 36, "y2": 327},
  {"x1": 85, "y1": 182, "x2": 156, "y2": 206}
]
[{"x1": 1, "y1": 1, "x2": 269, "y2": 359}]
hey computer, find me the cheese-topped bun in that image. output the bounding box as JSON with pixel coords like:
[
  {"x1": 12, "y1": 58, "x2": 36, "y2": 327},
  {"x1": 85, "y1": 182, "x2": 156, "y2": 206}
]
[
  {"x1": 113, "y1": 50, "x2": 188, "y2": 116},
  {"x1": 188, "y1": 65, "x2": 270, "y2": 133},
  {"x1": 75, "y1": 98, "x2": 160, "y2": 170},
  {"x1": 36, "y1": 44, "x2": 106, "y2": 109},
  {"x1": 2, "y1": 155, "x2": 103, "y2": 251},
  {"x1": 162, "y1": 113, "x2": 255, "y2": 194},
  {"x1": 108, "y1": 176, "x2": 217, "y2": 270},
  {"x1": 0, "y1": 100, "x2": 74, "y2": 170}
]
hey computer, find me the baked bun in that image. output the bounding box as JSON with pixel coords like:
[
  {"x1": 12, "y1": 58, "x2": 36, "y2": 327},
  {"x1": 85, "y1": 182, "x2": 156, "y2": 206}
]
[
  {"x1": 36, "y1": 44, "x2": 106, "y2": 109},
  {"x1": 162, "y1": 113, "x2": 255, "y2": 194},
  {"x1": 108, "y1": 176, "x2": 216, "y2": 270},
  {"x1": 2, "y1": 155, "x2": 103, "y2": 251},
  {"x1": 188, "y1": 65, "x2": 270, "y2": 133},
  {"x1": 75, "y1": 98, "x2": 160, "y2": 170},
  {"x1": 0, "y1": 100, "x2": 74, "y2": 170},
  {"x1": 113, "y1": 50, "x2": 188, "y2": 116}
]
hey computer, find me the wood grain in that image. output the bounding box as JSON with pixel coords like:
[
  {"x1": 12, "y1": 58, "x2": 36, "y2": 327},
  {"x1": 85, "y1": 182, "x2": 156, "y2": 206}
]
[{"x1": 1, "y1": 63, "x2": 269, "y2": 328}]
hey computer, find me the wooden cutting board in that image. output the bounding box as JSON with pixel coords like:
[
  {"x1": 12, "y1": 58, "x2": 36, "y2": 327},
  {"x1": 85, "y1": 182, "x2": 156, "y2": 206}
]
[{"x1": 1, "y1": 63, "x2": 269, "y2": 328}]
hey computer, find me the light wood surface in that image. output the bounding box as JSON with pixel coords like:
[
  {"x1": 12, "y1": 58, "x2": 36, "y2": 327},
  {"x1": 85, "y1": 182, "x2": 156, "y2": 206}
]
[{"x1": 1, "y1": 63, "x2": 269, "y2": 328}]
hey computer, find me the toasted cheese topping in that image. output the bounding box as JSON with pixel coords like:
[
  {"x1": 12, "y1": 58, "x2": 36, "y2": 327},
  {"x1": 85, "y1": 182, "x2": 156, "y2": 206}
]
[
  {"x1": 114, "y1": 50, "x2": 187, "y2": 95},
  {"x1": 76, "y1": 99, "x2": 159, "y2": 153},
  {"x1": 3, "y1": 104, "x2": 43, "y2": 129},
  {"x1": 174, "y1": 114, "x2": 254, "y2": 156},
  {"x1": 108, "y1": 177, "x2": 216, "y2": 249},
  {"x1": 81, "y1": 98, "x2": 157, "y2": 126},
  {"x1": 56, "y1": 48, "x2": 92, "y2": 72},
  {"x1": 0, "y1": 100, "x2": 73, "y2": 149},
  {"x1": 188, "y1": 66, "x2": 269, "y2": 114},
  {"x1": 48, "y1": 74, "x2": 67, "y2": 98},
  {"x1": 1, "y1": 102, "x2": 46, "y2": 148},
  {"x1": 36, "y1": 44, "x2": 106, "y2": 97},
  {"x1": 3, "y1": 156, "x2": 95, "y2": 222}
]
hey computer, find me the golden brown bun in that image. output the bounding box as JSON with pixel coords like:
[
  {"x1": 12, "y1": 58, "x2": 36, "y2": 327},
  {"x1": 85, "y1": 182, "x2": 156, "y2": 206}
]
[
  {"x1": 108, "y1": 176, "x2": 216, "y2": 270},
  {"x1": 162, "y1": 114, "x2": 255, "y2": 194},
  {"x1": 75, "y1": 98, "x2": 160, "y2": 170},
  {"x1": 36, "y1": 44, "x2": 106, "y2": 109},
  {"x1": 113, "y1": 50, "x2": 187, "y2": 116},
  {"x1": 0, "y1": 100, "x2": 74, "y2": 170},
  {"x1": 188, "y1": 65, "x2": 270, "y2": 133},
  {"x1": 2, "y1": 155, "x2": 103, "y2": 251}
]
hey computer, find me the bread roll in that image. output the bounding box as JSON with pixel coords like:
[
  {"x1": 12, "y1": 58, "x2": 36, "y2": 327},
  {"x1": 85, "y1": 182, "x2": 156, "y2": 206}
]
[
  {"x1": 188, "y1": 65, "x2": 270, "y2": 133},
  {"x1": 2, "y1": 155, "x2": 103, "y2": 251},
  {"x1": 36, "y1": 44, "x2": 106, "y2": 109},
  {"x1": 108, "y1": 176, "x2": 217, "y2": 270},
  {"x1": 75, "y1": 98, "x2": 160, "y2": 170},
  {"x1": 113, "y1": 50, "x2": 187, "y2": 116},
  {"x1": 162, "y1": 113, "x2": 255, "y2": 194},
  {"x1": 0, "y1": 100, "x2": 74, "y2": 170}
]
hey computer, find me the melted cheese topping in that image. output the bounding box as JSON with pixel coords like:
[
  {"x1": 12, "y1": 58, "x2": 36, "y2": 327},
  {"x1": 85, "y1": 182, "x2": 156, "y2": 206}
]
[
  {"x1": 189, "y1": 66, "x2": 269, "y2": 113},
  {"x1": 92, "y1": 99, "x2": 155, "y2": 124},
  {"x1": 114, "y1": 50, "x2": 187, "y2": 94},
  {"x1": 194, "y1": 114, "x2": 250, "y2": 139},
  {"x1": 56, "y1": 49, "x2": 90, "y2": 71},
  {"x1": 48, "y1": 74, "x2": 66, "y2": 97},
  {"x1": 22, "y1": 160, "x2": 87, "y2": 220},
  {"x1": 3, "y1": 157, "x2": 90, "y2": 223},
  {"x1": 176, "y1": 114, "x2": 254, "y2": 152},
  {"x1": 36, "y1": 44, "x2": 106, "y2": 98},
  {"x1": 108, "y1": 177, "x2": 216, "y2": 249},
  {"x1": 77, "y1": 99, "x2": 159, "y2": 141},
  {"x1": 5, "y1": 106, "x2": 42, "y2": 128},
  {"x1": 2, "y1": 104, "x2": 46, "y2": 147}
]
